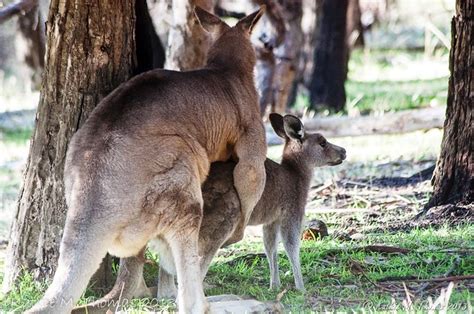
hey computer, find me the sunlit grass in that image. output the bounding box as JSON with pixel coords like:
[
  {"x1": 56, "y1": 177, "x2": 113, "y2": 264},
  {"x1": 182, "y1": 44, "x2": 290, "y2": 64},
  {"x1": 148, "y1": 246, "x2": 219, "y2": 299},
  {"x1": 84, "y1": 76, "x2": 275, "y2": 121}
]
[
  {"x1": 293, "y1": 49, "x2": 449, "y2": 114},
  {"x1": 3, "y1": 224, "x2": 470, "y2": 312}
]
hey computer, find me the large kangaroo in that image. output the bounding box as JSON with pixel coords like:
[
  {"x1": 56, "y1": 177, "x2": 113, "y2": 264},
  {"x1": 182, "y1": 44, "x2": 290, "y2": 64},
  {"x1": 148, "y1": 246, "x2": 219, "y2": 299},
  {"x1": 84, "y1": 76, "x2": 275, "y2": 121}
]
[
  {"x1": 28, "y1": 7, "x2": 267, "y2": 314},
  {"x1": 77, "y1": 114, "x2": 346, "y2": 312}
]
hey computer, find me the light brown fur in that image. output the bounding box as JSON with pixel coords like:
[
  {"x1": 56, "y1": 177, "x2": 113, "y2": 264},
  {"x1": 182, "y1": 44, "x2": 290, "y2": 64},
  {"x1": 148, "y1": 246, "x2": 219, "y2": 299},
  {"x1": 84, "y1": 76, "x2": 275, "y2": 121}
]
[
  {"x1": 78, "y1": 114, "x2": 346, "y2": 312},
  {"x1": 28, "y1": 7, "x2": 267, "y2": 314}
]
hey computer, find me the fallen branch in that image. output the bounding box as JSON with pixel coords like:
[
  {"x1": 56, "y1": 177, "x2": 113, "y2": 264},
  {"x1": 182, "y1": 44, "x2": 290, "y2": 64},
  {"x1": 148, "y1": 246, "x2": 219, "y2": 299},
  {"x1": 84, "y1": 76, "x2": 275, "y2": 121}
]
[
  {"x1": 377, "y1": 272, "x2": 474, "y2": 283},
  {"x1": 321, "y1": 245, "x2": 411, "y2": 257},
  {"x1": 362, "y1": 245, "x2": 411, "y2": 254},
  {"x1": 0, "y1": 0, "x2": 37, "y2": 24},
  {"x1": 409, "y1": 275, "x2": 474, "y2": 284},
  {"x1": 266, "y1": 107, "x2": 445, "y2": 141}
]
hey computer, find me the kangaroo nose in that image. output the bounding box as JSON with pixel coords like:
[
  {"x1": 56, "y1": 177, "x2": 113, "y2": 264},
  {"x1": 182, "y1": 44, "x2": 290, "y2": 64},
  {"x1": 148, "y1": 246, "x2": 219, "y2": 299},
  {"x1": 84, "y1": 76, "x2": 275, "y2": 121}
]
[{"x1": 341, "y1": 148, "x2": 347, "y2": 159}]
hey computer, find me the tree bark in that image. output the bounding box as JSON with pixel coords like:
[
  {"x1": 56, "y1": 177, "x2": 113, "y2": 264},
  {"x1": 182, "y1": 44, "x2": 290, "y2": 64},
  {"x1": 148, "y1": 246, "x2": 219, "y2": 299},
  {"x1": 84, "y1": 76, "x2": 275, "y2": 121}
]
[
  {"x1": 2, "y1": 0, "x2": 137, "y2": 293},
  {"x1": 425, "y1": 0, "x2": 473, "y2": 209},
  {"x1": 346, "y1": 0, "x2": 364, "y2": 49},
  {"x1": 164, "y1": 0, "x2": 213, "y2": 70},
  {"x1": 15, "y1": 1, "x2": 46, "y2": 89},
  {"x1": 309, "y1": 0, "x2": 349, "y2": 112}
]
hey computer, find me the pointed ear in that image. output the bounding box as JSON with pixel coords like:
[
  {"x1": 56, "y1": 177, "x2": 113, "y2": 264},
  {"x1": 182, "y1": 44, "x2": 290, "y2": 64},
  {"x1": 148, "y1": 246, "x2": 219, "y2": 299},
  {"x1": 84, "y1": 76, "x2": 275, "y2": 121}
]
[
  {"x1": 194, "y1": 6, "x2": 226, "y2": 34},
  {"x1": 283, "y1": 115, "x2": 304, "y2": 141},
  {"x1": 269, "y1": 113, "x2": 286, "y2": 138},
  {"x1": 236, "y1": 5, "x2": 265, "y2": 34}
]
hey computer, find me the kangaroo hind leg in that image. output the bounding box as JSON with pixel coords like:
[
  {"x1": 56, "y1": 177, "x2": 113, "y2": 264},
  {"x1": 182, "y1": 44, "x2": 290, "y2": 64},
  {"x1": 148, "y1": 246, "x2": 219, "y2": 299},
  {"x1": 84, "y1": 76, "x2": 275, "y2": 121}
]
[
  {"x1": 27, "y1": 217, "x2": 110, "y2": 314},
  {"x1": 160, "y1": 187, "x2": 208, "y2": 313}
]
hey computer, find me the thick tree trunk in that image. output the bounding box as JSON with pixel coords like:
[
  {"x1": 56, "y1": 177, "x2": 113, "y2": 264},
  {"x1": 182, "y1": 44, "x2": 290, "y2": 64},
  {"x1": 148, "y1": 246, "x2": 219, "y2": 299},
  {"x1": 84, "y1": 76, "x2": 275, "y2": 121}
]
[
  {"x1": 309, "y1": 0, "x2": 349, "y2": 112},
  {"x1": 425, "y1": 0, "x2": 473, "y2": 209},
  {"x1": 164, "y1": 0, "x2": 213, "y2": 70},
  {"x1": 2, "y1": 0, "x2": 137, "y2": 293}
]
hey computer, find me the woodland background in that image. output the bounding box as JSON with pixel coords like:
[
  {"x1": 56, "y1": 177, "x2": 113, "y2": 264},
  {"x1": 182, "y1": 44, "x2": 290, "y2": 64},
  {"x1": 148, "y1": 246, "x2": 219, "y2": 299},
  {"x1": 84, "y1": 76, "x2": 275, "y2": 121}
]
[{"x1": 0, "y1": 0, "x2": 472, "y2": 312}]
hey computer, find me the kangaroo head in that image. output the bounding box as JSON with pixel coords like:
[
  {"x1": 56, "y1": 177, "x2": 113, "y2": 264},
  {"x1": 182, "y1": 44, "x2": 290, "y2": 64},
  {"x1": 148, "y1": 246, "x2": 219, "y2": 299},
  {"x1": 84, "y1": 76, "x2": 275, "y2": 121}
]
[
  {"x1": 194, "y1": 6, "x2": 265, "y2": 71},
  {"x1": 269, "y1": 113, "x2": 347, "y2": 168}
]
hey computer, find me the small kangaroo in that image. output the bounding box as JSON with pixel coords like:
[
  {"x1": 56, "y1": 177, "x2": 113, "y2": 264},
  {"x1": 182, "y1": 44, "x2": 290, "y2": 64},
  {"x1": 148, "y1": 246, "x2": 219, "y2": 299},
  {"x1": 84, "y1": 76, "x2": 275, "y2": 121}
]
[
  {"x1": 78, "y1": 114, "x2": 346, "y2": 312},
  {"x1": 28, "y1": 7, "x2": 267, "y2": 314},
  {"x1": 156, "y1": 113, "x2": 346, "y2": 293}
]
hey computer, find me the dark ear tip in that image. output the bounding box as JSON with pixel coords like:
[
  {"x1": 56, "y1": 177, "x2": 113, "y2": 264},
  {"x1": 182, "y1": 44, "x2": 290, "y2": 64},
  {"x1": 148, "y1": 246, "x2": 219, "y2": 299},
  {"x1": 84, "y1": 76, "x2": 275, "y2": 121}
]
[
  {"x1": 269, "y1": 112, "x2": 281, "y2": 119},
  {"x1": 269, "y1": 113, "x2": 283, "y2": 123}
]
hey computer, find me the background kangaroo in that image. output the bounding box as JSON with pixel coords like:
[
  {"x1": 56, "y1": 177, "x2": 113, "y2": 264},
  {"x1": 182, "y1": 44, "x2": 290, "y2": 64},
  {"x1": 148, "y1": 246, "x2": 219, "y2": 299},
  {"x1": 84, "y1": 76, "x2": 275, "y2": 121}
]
[
  {"x1": 28, "y1": 7, "x2": 267, "y2": 314},
  {"x1": 77, "y1": 113, "x2": 346, "y2": 312}
]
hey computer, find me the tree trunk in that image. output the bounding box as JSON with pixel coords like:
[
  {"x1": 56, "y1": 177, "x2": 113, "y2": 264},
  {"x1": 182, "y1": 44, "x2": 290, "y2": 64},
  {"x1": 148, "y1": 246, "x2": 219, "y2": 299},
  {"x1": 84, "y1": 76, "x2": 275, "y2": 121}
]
[
  {"x1": 286, "y1": 0, "x2": 317, "y2": 108},
  {"x1": 135, "y1": 0, "x2": 166, "y2": 73},
  {"x1": 164, "y1": 0, "x2": 213, "y2": 70},
  {"x1": 255, "y1": 46, "x2": 275, "y2": 116},
  {"x1": 2, "y1": 0, "x2": 137, "y2": 293},
  {"x1": 309, "y1": 0, "x2": 349, "y2": 112},
  {"x1": 425, "y1": 0, "x2": 473, "y2": 210},
  {"x1": 346, "y1": 0, "x2": 364, "y2": 49},
  {"x1": 15, "y1": 1, "x2": 46, "y2": 89}
]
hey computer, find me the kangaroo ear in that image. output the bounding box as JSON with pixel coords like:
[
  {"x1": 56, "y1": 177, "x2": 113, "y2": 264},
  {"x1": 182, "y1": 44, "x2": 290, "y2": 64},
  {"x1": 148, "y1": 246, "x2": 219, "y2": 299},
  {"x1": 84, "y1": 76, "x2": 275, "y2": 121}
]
[
  {"x1": 283, "y1": 115, "x2": 304, "y2": 141},
  {"x1": 194, "y1": 6, "x2": 226, "y2": 35},
  {"x1": 269, "y1": 113, "x2": 286, "y2": 138},
  {"x1": 236, "y1": 5, "x2": 265, "y2": 34}
]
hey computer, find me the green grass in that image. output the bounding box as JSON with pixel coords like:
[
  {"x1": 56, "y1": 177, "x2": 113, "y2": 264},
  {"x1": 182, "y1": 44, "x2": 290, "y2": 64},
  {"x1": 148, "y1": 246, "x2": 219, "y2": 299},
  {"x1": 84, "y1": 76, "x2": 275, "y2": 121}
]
[
  {"x1": 203, "y1": 224, "x2": 473, "y2": 312},
  {"x1": 1, "y1": 224, "x2": 472, "y2": 312},
  {"x1": 0, "y1": 128, "x2": 33, "y2": 144},
  {"x1": 346, "y1": 77, "x2": 447, "y2": 114},
  {"x1": 0, "y1": 45, "x2": 460, "y2": 313},
  {"x1": 293, "y1": 49, "x2": 450, "y2": 114}
]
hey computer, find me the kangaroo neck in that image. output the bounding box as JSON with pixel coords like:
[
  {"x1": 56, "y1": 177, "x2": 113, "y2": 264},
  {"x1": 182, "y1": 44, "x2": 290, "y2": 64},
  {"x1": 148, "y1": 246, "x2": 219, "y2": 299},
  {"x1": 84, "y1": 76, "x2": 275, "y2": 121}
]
[{"x1": 281, "y1": 158, "x2": 314, "y2": 199}]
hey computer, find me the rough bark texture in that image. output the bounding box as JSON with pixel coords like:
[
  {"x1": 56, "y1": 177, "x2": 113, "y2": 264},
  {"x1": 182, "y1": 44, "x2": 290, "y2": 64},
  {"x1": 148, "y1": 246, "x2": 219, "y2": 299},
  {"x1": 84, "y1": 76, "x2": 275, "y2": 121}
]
[
  {"x1": 164, "y1": 0, "x2": 213, "y2": 70},
  {"x1": 309, "y1": 0, "x2": 348, "y2": 112},
  {"x1": 426, "y1": 0, "x2": 473, "y2": 209},
  {"x1": 2, "y1": 0, "x2": 137, "y2": 293}
]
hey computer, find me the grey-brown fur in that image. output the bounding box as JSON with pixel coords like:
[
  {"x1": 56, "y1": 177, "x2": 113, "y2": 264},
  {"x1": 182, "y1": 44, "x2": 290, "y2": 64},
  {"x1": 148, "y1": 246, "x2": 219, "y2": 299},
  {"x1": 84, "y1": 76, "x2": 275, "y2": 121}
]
[
  {"x1": 28, "y1": 7, "x2": 267, "y2": 314},
  {"x1": 156, "y1": 113, "x2": 346, "y2": 293},
  {"x1": 78, "y1": 114, "x2": 346, "y2": 312}
]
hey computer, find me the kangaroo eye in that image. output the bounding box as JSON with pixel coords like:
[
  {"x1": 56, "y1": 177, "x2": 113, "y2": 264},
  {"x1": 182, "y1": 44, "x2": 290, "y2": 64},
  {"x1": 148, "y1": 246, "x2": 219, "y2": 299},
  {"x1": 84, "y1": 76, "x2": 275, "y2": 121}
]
[{"x1": 320, "y1": 141, "x2": 327, "y2": 148}]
